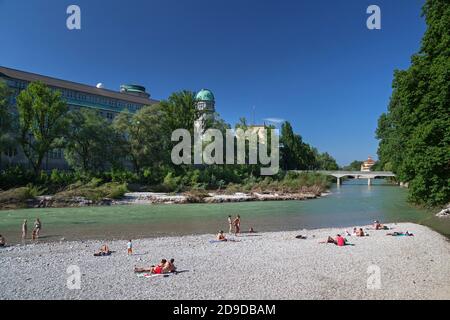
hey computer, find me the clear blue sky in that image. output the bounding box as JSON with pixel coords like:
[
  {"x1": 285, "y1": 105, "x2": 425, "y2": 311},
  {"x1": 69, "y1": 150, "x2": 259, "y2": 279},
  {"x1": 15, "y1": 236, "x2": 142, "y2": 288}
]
[{"x1": 0, "y1": 0, "x2": 426, "y2": 165}]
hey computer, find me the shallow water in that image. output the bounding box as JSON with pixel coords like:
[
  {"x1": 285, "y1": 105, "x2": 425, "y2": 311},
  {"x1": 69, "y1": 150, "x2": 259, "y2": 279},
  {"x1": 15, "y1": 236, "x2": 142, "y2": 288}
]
[{"x1": 0, "y1": 179, "x2": 449, "y2": 244}]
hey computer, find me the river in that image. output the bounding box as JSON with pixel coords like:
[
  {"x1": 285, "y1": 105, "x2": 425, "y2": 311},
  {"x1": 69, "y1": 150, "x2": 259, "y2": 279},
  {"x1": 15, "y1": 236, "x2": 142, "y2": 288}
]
[{"x1": 0, "y1": 179, "x2": 449, "y2": 244}]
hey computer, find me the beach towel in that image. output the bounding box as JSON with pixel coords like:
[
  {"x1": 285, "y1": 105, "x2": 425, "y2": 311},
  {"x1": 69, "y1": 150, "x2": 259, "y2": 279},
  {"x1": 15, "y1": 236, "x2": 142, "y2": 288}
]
[
  {"x1": 136, "y1": 271, "x2": 185, "y2": 278},
  {"x1": 209, "y1": 239, "x2": 240, "y2": 243},
  {"x1": 136, "y1": 273, "x2": 167, "y2": 278}
]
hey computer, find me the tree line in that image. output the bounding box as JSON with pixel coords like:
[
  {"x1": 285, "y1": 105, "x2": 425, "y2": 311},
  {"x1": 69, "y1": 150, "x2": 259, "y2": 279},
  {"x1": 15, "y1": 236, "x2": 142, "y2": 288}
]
[
  {"x1": 376, "y1": 0, "x2": 449, "y2": 207},
  {"x1": 0, "y1": 81, "x2": 338, "y2": 191}
]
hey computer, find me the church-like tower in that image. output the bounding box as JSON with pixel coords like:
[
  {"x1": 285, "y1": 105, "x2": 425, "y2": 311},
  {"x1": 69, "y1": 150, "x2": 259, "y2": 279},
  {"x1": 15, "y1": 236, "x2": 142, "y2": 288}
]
[{"x1": 194, "y1": 89, "x2": 215, "y2": 134}]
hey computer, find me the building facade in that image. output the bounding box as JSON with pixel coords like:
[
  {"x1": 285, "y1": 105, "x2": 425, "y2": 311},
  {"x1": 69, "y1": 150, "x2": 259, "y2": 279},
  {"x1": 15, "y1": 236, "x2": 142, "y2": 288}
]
[
  {"x1": 360, "y1": 156, "x2": 375, "y2": 172},
  {"x1": 0, "y1": 66, "x2": 158, "y2": 170}
]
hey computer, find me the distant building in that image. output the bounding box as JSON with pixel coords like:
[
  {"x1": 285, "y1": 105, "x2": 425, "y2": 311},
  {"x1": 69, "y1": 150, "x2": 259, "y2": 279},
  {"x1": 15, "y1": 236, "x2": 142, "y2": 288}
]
[
  {"x1": 360, "y1": 156, "x2": 375, "y2": 172},
  {"x1": 0, "y1": 66, "x2": 158, "y2": 170}
]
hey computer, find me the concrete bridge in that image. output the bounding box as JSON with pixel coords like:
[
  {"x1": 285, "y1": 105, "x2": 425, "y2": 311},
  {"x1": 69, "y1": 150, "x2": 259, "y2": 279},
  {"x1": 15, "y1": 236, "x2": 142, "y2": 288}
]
[{"x1": 293, "y1": 171, "x2": 396, "y2": 186}]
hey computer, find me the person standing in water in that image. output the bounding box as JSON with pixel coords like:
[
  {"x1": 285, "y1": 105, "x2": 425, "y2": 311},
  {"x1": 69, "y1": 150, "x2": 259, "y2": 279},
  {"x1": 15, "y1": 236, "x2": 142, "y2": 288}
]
[
  {"x1": 34, "y1": 218, "x2": 42, "y2": 240},
  {"x1": 22, "y1": 219, "x2": 28, "y2": 240},
  {"x1": 227, "y1": 215, "x2": 233, "y2": 234},
  {"x1": 233, "y1": 215, "x2": 241, "y2": 235}
]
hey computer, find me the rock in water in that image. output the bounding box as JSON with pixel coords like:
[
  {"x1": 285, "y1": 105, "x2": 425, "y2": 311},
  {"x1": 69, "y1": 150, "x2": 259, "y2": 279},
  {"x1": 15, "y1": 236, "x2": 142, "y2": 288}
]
[{"x1": 436, "y1": 204, "x2": 450, "y2": 217}]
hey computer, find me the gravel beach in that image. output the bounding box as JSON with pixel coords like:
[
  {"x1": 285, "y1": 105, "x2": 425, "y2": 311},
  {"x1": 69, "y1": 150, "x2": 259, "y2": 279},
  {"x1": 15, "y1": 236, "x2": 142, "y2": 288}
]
[{"x1": 1, "y1": 222, "x2": 449, "y2": 300}]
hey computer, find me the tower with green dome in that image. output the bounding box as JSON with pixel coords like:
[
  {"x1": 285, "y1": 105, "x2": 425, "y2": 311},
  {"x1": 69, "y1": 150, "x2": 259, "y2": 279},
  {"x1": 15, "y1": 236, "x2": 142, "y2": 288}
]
[
  {"x1": 195, "y1": 89, "x2": 215, "y2": 133},
  {"x1": 195, "y1": 89, "x2": 215, "y2": 113}
]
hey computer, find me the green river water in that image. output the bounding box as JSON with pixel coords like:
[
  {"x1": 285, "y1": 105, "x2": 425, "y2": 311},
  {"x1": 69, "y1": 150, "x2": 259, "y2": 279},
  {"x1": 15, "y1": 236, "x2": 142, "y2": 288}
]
[{"x1": 0, "y1": 179, "x2": 449, "y2": 244}]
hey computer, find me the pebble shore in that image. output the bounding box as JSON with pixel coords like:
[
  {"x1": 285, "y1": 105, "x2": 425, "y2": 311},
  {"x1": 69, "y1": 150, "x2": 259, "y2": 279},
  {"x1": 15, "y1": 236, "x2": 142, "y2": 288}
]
[{"x1": 1, "y1": 223, "x2": 449, "y2": 300}]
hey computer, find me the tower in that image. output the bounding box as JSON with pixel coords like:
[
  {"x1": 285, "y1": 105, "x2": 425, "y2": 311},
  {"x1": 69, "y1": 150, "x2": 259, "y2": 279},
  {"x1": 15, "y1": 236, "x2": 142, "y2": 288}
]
[{"x1": 194, "y1": 89, "x2": 215, "y2": 134}]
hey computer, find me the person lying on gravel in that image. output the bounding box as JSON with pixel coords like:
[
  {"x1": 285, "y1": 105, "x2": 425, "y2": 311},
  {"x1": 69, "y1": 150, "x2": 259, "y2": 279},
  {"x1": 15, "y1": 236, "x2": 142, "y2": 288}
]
[
  {"x1": 135, "y1": 259, "x2": 167, "y2": 274},
  {"x1": 217, "y1": 230, "x2": 227, "y2": 241},
  {"x1": 94, "y1": 244, "x2": 111, "y2": 256},
  {"x1": 373, "y1": 220, "x2": 389, "y2": 230},
  {"x1": 386, "y1": 231, "x2": 414, "y2": 237},
  {"x1": 319, "y1": 234, "x2": 347, "y2": 246},
  {"x1": 356, "y1": 228, "x2": 367, "y2": 237},
  {"x1": 163, "y1": 259, "x2": 177, "y2": 273}
]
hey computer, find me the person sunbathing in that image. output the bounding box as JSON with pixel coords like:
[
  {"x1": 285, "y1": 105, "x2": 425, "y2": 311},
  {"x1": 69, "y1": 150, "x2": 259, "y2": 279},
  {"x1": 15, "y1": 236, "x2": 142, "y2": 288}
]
[
  {"x1": 163, "y1": 258, "x2": 177, "y2": 273},
  {"x1": 94, "y1": 244, "x2": 111, "y2": 256},
  {"x1": 356, "y1": 228, "x2": 365, "y2": 237},
  {"x1": 320, "y1": 234, "x2": 346, "y2": 246},
  {"x1": 135, "y1": 259, "x2": 167, "y2": 273},
  {"x1": 386, "y1": 231, "x2": 414, "y2": 237},
  {"x1": 217, "y1": 230, "x2": 227, "y2": 241},
  {"x1": 373, "y1": 220, "x2": 388, "y2": 230}
]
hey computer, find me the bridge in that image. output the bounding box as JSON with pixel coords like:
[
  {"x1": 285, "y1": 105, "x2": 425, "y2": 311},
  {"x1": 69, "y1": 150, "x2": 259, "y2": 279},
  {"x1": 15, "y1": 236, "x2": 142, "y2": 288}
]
[{"x1": 292, "y1": 171, "x2": 396, "y2": 186}]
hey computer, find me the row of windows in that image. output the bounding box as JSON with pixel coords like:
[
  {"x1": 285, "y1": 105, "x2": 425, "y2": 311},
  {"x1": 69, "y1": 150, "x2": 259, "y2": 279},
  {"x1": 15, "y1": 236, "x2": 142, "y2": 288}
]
[
  {"x1": 3, "y1": 148, "x2": 63, "y2": 160},
  {"x1": 70, "y1": 106, "x2": 116, "y2": 120},
  {"x1": 8, "y1": 79, "x2": 144, "y2": 112},
  {"x1": 61, "y1": 89, "x2": 142, "y2": 111}
]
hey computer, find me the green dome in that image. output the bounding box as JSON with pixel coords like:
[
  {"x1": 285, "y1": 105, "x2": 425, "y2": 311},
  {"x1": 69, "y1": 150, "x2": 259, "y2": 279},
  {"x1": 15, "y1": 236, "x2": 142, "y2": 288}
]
[{"x1": 195, "y1": 89, "x2": 215, "y2": 102}]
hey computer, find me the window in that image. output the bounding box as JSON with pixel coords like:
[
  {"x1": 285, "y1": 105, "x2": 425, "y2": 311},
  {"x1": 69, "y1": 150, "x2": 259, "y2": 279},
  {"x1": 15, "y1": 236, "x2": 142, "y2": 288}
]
[
  {"x1": 49, "y1": 149, "x2": 63, "y2": 160},
  {"x1": 4, "y1": 148, "x2": 17, "y2": 158}
]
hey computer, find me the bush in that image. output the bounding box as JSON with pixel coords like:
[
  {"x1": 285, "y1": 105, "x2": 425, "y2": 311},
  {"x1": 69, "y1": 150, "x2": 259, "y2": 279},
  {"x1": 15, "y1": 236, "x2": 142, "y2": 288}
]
[
  {"x1": 163, "y1": 172, "x2": 182, "y2": 192},
  {"x1": 104, "y1": 183, "x2": 128, "y2": 199},
  {"x1": 0, "y1": 166, "x2": 35, "y2": 189},
  {"x1": 54, "y1": 182, "x2": 128, "y2": 201},
  {"x1": 0, "y1": 187, "x2": 31, "y2": 203}
]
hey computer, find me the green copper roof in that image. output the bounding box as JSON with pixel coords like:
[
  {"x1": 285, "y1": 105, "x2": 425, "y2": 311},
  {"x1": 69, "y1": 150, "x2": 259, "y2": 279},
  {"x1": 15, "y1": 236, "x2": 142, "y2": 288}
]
[
  {"x1": 195, "y1": 89, "x2": 215, "y2": 101},
  {"x1": 120, "y1": 84, "x2": 146, "y2": 94}
]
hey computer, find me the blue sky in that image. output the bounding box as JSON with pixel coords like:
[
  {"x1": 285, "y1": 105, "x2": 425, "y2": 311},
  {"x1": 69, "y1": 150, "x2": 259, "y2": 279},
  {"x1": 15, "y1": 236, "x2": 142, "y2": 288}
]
[{"x1": 0, "y1": 0, "x2": 426, "y2": 165}]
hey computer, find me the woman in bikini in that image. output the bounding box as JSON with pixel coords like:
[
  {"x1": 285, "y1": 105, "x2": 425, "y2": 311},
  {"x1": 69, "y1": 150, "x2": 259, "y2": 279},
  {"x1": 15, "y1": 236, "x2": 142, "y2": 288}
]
[{"x1": 135, "y1": 259, "x2": 167, "y2": 274}]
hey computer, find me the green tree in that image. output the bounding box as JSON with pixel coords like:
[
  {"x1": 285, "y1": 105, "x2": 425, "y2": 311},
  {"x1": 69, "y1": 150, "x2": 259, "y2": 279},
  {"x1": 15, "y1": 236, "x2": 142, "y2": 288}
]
[
  {"x1": 342, "y1": 160, "x2": 364, "y2": 171},
  {"x1": 114, "y1": 104, "x2": 167, "y2": 174},
  {"x1": 376, "y1": 0, "x2": 450, "y2": 206},
  {"x1": 16, "y1": 82, "x2": 69, "y2": 174},
  {"x1": 280, "y1": 121, "x2": 316, "y2": 170},
  {"x1": 160, "y1": 90, "x2": 203, "y2": 135},
  {"x1": 65, "y1": 108, "x2": 120, "y2": 173},
  {"x1": 315, "y1": 152, "x2": 339, "y2": 170}
]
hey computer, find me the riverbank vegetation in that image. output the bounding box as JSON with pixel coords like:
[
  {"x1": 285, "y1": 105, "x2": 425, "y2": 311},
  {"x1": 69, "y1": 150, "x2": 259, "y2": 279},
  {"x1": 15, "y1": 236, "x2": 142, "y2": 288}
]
[
  {"x1": 0, "y1": 80, "x2": 337, "y2": 208},
  {"x1": 376, "y1": 0, "x2": 449, "y2": 207}
]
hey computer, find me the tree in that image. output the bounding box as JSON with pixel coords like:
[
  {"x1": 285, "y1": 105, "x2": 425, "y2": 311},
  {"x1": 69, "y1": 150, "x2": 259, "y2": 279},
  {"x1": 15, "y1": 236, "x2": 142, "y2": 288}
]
[
  {"x1": 280, "y1": 121, "x2": 316, "y2": 170},
  {"x1": 16, "y1": 81, "x2": 69, "y2": 174},
  {"x1": 65, "y1": 108, "x2": 120, "y2": 173},
  {"x1": 160, "y1": 90, "x2": 203, "y2": 136},
  {"x1": 114, "y1": 104, "x2": 167, "y2": 174},
  {"x1": 376, "y1": 0, "x2": 450, "y2": 206},
  {"x1": 0, "y1": 81, "x2": 14, "y2": 168},
  {"x1": 316, "y1": 152, "x2": 339, "y2": 171},
  {"x1": 342, "y1": 160, "x2": 364, "y2": 171}
]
